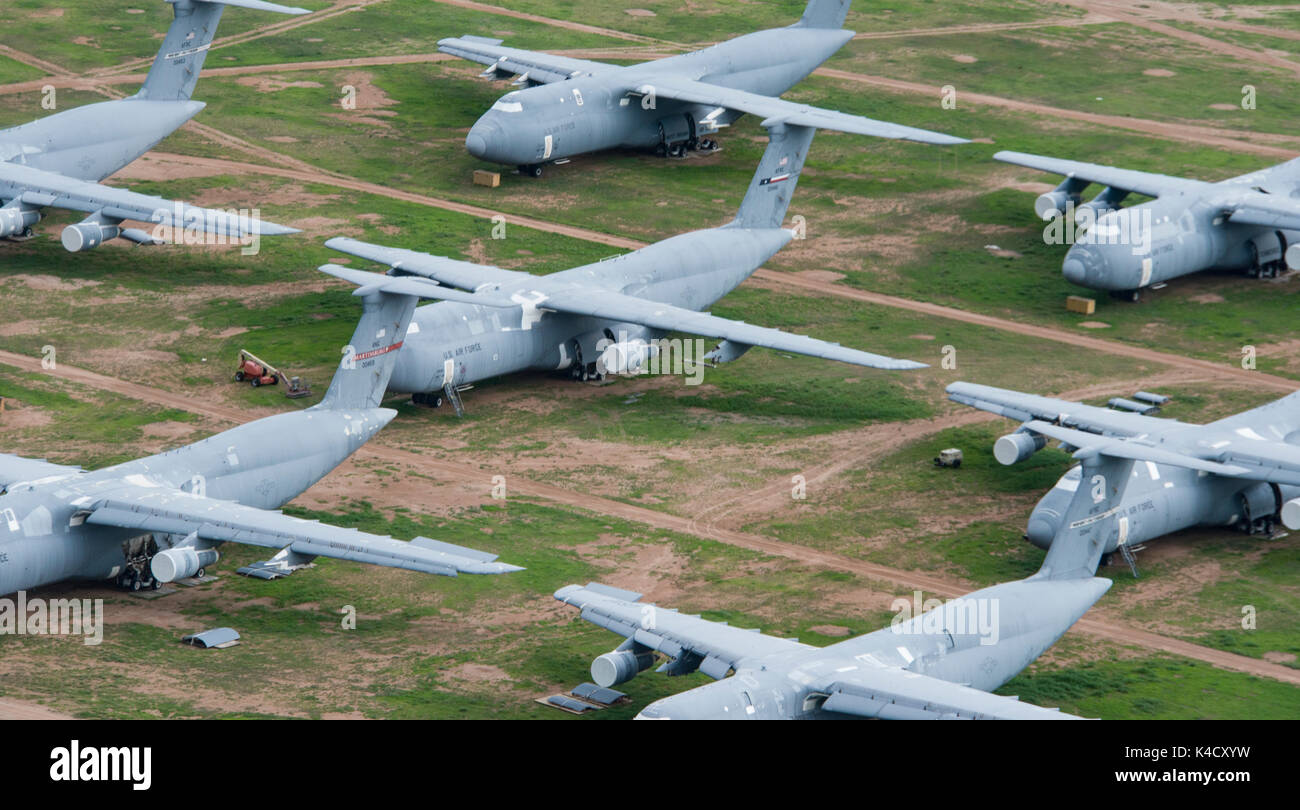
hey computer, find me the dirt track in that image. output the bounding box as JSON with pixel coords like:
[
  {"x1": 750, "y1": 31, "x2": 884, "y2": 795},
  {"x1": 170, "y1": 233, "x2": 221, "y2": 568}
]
[
  {"x1": 4, "y1": 347, "x2": 1298, "y2": 686},
  {"x1": 0, "y1": 698, "x2": 74, "y2": 720}
]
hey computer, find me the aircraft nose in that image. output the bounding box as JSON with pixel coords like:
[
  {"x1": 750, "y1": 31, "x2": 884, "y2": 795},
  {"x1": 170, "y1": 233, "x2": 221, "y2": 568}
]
[
  {"x1": 1062, "y1": 257, "x2": 1087, "y2": 285},
  {"x1": 466, "y1": 117, "x2": 502, "y2": 160},
  {"x1": 1062, "y1": 244, "x2": 1100, "y2": 286}
]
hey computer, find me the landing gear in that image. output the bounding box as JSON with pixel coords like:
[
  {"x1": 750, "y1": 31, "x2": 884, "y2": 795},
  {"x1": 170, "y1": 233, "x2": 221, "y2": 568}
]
[
  {"x1": 698, "y1": 138, "x2": 719, "y2": 152},
  {"x1": 569, "y1": 362, "x2": 603, "y2": 382},
  {"x1": 1109, "y1": 289, "x2": 1141, "y2": 303},
  {"x1": 411, "y1": 391, "x2": 444, "y2": 408},
  {"x1": 519, "y1": 164, "x2": 543, "y2": 178},
  {"x1": 666, "y1": 142, "x2": 687, "y2": 159}
]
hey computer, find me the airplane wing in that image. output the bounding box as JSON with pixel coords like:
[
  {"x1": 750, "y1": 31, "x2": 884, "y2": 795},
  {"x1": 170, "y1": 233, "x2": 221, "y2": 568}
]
[
  {"x1": 1216, "y1": 190, "x2": 1300, "y2": 232},
  {"x1": 0, "y1": 161, "x2": 298, "y2": 250},
  {"x1": 438, "y1": 36, "x2": 617, "y2": 84},
  {"x1": 555, "y1": 583, "x2": 811, "y2": 679},
  {"x1": 994, "y1": 151, "x2": 1206, "y2": 198},
  {"x1": 320, "y1": 263, "x2": 927, "y2": 371},
  {"x1": 808, "y1": 665, "x2": 1081, "y2": 720},
  {"x1": 325, "y1": 236, "x2": 535, "y2": 292},
  {"x1": 634, "y1": 77, "x2": 969, "y2": 145},
  {"x1": 0, "y1": 454, "x2": 83, "y2": 491},
  {"x1": 946, "y1": 381, "x2": 1167, "y2": 437},
  {"x1": 81, "y1": 483, "x2": 522, "y2": 577},
  {"x1": 949, "y1": 383, "x2": 1300, "y2": 489}
]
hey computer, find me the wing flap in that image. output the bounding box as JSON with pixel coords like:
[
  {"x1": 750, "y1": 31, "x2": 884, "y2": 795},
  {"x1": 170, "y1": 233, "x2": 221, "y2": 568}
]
[
  {"x1": 0, "y1": 162, "x2": 298, "y2": 237},
  {"x1": 84, "y1": 486, "x2": 522, "y2": 576},
  {"x1": 556, "y1": 583, "x2": 809, "y2": 676},
  {"x1": 817, "y1": 667, "x2": 1082, "y2": 720},
  {"x1": 642, "y1": 78, "x2": 968, "y2": 145},
  {"x1": 437, "y1": 36, "x2": 614, "y2": 82}
]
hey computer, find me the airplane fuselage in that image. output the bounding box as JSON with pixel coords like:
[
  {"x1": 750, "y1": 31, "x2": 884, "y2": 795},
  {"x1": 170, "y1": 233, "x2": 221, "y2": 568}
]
[
  {"x1": 1062, "y1": 185, "x2": 1300, "y2": 292},
  {"x1": 1027, "y1": 461, "x2": 1300, "y2": 557},
  {"x1": 387, "y1": 226, "x2": 793, "y2": 393},
  {"x1": 1, "y1": 98, "x2": 205, "y2": 183},
  {"x1": 0, "y1": 408, "x2": 390, "y2": 595},
  {"x1": 464, "y1": 27, "x2": 854, "y2": 167}
]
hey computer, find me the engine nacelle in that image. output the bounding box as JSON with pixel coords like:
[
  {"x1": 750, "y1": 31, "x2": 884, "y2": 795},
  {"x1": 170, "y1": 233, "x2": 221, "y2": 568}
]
[
  {"x1": 61, "y1": 220, "x2": 121, "y2": 253},
  {"x1": 0, "y1": 206, "x2": 40, "y2": 239},
  {"x1": 1073, "y1": 187, "x2": 1129, "y2": 225},
  {"x1": 1286, "y1": 242, "x2": 1300, "y2": 271},
  {"x1": 596, "y1": 339, "x2": 659, "y2": 376},
  {"x1": 591, "y1": 648, "x2": 656, "y2": 688},
  {"x1": 1282, "y1": 498, "x2": 1300, "y2": 531},
  {"x1": 993, "y1": 431, "x2": 1046, "y2": 466},
  {"x1": 150, "y1": 547, "x2": 219, "y2": 584}
]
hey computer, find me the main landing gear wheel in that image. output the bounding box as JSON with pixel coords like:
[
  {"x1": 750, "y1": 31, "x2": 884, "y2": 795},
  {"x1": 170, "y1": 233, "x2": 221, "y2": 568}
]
[
  {"x1": 699, "y1": 138, "x2": 719, "y2": 152},
  {"x1": 519, "y1": 164, "x2": 543, "y2": 178},
  {"x1": 667, "y1": 143, "x2": 686, "y2": 158},
  {"x1": 1109, "y1": 289, "x2": 1141, "y2": 303}
]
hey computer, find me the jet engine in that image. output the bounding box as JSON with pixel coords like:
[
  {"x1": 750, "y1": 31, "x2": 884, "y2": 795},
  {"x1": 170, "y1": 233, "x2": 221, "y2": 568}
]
[
  {"x1": 1281, "y1": 497, "x2": 1300, "y2": 531},
  {"x1": 596, "y1": 338, "x2": 659, "y2": 376},
  {"x1": 0, "y1": 205, "x2": 40, "y2": 239},
  {"x1": 61, "y1": 216, "x2": 121, "y2": 252},
  {"x1": 150, "y1": 547, "x2": 220, "y2": 584},
  {"x1": 1034, "y1": 178, "x2": 1089, "y2": 220},
  {"x1": 1073, "y1": 187, "x2": 1129, "y2": 224},
  {"x1": 591, "y1": 644, "x2": 656, "y2": 688},
  {"x1": 993, "y1": 431, "x2": 1046, "y2": 466}
]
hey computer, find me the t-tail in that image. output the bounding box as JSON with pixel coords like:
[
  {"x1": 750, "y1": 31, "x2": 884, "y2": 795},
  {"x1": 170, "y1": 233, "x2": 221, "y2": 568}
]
[
  {"x1": 137, "y1": 0, "x2": 309, "y2": 102},
  {"x1": 1033, "y1": 452, "x2": 1136, "y2": 581},
  {"x1": 315, "y1": 273, "x2": 419, "y2": 412},
  {"x1": 795, "y1": 0, "x2": 852, "y2": 30},
  {"x1": 729, "y1": 122, "x2": 816, "y2": 230}
]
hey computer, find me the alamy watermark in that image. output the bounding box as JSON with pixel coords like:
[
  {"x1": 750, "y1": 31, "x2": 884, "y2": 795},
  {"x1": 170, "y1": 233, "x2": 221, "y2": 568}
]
[{"x1": 0, "y1": 591, "x2": 103, "y2": 646}]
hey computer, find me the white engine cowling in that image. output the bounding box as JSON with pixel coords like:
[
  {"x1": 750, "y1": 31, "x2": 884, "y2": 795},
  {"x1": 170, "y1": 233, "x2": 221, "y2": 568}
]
[
  {"x1": 1281, "y1": 498, "x2": 1300, "y2": 531},
  {"x1": 61, "y1": 220, "x2": 121, "y2": 253},
  {"x1": 596, "y1": 339, "x2": 659, "y2": 376},
  {"x1": 0, "y1": 206, "x2": 40, "y2": 238},
  {"x1": 1035, "y1": 190, "x2": 1076, "y2": 221},
  {"x1": 151, "y1": 547, "x2": 219, "y2": 583},
  {"x1": 591, "y1": 649, "x2": 655, "y2": 688},
  {"x1": 993, "y1": 432, "x2": 1047, "y2": 466},
  {"x1": 1285, "y1": 242, "x2": 1300, "y2": 271}
]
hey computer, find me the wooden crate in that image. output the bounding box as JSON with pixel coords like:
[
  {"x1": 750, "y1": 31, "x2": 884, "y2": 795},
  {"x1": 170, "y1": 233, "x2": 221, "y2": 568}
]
[
  {"x1": 473, "y1": 170, "x2": 501, "y2": 188},
  {"x1": 1066, "y1": 295, "x2": 1096, "y2": 315}
]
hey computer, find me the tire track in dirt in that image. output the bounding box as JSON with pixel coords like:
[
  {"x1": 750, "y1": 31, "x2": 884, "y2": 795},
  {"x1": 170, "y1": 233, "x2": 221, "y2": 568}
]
[
  {"x1": 0, "y1": 43, "x2": 73, "y2": 78},
  {"x1": 427, "y1": 0, "x2": 685, "y2": 48},
  {"x1": 684, "y1": 370, "x2": 1213, "y2": 542},
  {"x1": 1046, "y1": 0, "x2": 1300, "y2": 74},
  {"x1": 852, "y1": 17, "x2": 1108, "y2": 40},
  {"x1": 3, "y1": 348, "x2": 1298, "y2": 686}
]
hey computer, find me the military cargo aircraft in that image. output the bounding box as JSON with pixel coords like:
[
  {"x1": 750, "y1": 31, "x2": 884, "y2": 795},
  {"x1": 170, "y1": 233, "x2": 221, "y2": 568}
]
[
  {"x1": 554, "y1": 497, "x2": 1114, "y2": 719},
  {"x1": 322, "y1": 120, "x2": 926, "y2": 413},
  {"x1": 439, "y1": 0, "x2": 967, "y2": 176},
  {"x1": 0, "y1": 269, "x2": 521, "y2": 597},
  {"x1": 997, "y1": 150, "x2": 1300, "y2": 300},
  {"x1": 948, "y1": 381, "x2": 1300, "y2": 575},
  {"x1": 0, "y1": 0, "x2": 302, "y2": 253}
]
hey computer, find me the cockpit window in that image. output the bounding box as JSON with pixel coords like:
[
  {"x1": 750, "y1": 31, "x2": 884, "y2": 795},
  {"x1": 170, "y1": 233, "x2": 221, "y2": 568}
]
[{"x1": 492, "y1": 93, "x2": 523, "y2": 113}]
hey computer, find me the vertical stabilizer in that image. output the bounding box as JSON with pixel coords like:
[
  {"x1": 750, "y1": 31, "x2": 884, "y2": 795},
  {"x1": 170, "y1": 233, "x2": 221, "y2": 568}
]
[
  {"x1": 730, "y1": 122, "x2": 816, "y2": 230},
  {"x1": 316, "y1": 288, "x2": 418, "y2": 411},
  {"x1": 137, "y1": 0, "x2": 308, "y2": 102},
  {"x1": 795, "y1": 0, "x2": 852, "y2": 29}
]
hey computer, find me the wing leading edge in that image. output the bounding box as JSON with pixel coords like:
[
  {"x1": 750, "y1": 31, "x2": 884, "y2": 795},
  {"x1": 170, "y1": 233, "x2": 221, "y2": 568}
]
[{"x1": 83, "y1": 484, "x2": 522, "y2": 577}]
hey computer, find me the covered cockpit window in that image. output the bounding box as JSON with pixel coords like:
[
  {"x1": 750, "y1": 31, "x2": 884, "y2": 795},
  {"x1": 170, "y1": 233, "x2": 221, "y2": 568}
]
[{"x1": 491, "y1": 93, "x2": 524, "y2": 113}]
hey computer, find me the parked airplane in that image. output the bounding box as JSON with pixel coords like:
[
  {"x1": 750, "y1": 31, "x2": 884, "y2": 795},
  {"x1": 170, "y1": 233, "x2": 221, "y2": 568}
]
[
  {"x1": 439, "y1": 0, "x2": 966, "y2": 175},
  {"x1": 0, "y1": 0, "x2": 303, "y2": 253},
  {"x1": 948, "y1": 381, "x2": 1300, "y2": 575},
  {"x1": 554, "y1": 496, "x2": 1113, "y2": 719},
  {"x1": 998, "y1": 150, "x2": 1300, "y2": 300},
  {"x1": 322, "y1": 120, "x2": 925, "y2": 413}
]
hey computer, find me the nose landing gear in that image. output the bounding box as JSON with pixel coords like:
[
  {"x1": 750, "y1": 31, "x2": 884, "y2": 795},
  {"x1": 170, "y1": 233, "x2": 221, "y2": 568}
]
[{"x1": 518, "y1": 164, "x2": 544, "y2": 178}]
